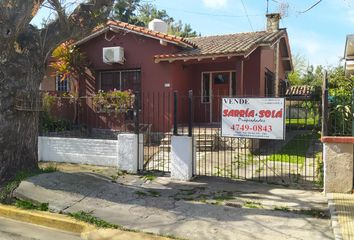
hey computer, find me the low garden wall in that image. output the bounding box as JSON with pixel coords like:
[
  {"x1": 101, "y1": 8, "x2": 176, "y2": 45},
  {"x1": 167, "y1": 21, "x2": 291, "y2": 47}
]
[
  {"x1": 38, "y1": 136, "x2": 118, "y2": 167},
  {"x1": 38, "y1": 135, "x2": 144, "y2": 173},
  {"x1": 321, "y1": 137, "x2": 354, "y2": 193}
]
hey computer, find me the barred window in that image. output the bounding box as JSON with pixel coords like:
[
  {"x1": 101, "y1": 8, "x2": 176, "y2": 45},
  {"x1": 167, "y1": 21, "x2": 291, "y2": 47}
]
[{"x1": 56, "y1": 74, "x2": 70, "y2": 92}]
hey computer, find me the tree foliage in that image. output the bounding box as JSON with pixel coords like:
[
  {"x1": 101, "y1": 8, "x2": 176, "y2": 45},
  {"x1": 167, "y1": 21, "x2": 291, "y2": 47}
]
[{"x1": 112, "y1": 0, "x2": 198, "y2": 37}]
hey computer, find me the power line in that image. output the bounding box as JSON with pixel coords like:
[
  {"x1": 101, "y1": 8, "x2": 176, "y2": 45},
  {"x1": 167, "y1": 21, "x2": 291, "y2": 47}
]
[
  {"x1": 240, "y1": 0, "x2": 254, "y2": 31},
  {"x1": 157, "y1": 7, "x2": 263, "y2": 19},
  {"x1": 298, "y1": 0, "x2": 323, "y2": 13}
]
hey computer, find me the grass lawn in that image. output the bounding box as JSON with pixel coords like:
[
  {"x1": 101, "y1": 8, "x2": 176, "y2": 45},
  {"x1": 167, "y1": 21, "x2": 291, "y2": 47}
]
[
  {"x1": 286, "y1": 117, "x2": 318, "y2": 126},
  {"x1": 266, "y1": 132, "x2": 320, "y2": 164}
]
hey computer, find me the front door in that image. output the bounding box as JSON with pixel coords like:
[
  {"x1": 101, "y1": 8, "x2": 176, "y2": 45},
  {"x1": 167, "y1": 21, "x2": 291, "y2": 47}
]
[
  {"x1": 212, "y1": 72, "x2": 231, "y2": 122},
  {"x1": 201, "y1": 71, "x2": 236, "y2": 123}
]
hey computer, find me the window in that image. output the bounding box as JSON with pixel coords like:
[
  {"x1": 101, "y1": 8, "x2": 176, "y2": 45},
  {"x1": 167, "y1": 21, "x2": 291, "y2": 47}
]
[
  {"x1": 231, "y1": 72, "x2": 236, "y2": 96},
  {"x1": 265, "y1": 69, "x2": 275, "y2": 97},
  {"x1": 56, "y1": 74, "x2": 70, "y2": 92},
  {"x1": 213, "y1": 72, "x2": 229, "y2": 84},
  {"x1": 202, "y1": 73, "x2": 210, "y2": 103},
  {"x1": 99, "y1": 70, "x2": 141, "y2": 92}
]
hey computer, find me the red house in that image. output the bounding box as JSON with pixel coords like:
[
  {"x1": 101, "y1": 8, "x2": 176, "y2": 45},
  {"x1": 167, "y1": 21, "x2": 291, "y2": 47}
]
[{"x1": 42, "y1": 13, "x2": 292, "y2": 132}]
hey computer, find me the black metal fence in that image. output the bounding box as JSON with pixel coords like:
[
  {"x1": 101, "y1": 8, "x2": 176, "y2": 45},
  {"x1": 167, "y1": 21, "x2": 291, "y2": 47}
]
[
  {"x1": 39, "y1": 91, "x2": 323, "y2": 187},
  {"x1": 322, "y1": 71, "x2": 354, "y2": 136},
  {"x1": 142, "y1": 91, "x2": 322, "y2": 187}
]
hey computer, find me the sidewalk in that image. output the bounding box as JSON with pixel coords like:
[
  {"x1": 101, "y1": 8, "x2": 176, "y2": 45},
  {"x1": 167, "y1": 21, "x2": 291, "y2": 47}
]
[
  {"x1": 0, "y1": 204, "x2": 174, "y2": 240},
  {"x1": 328, "y1": 193, "x2": 354, "y2": 240},
  {"x1": 13, "y1": 164, "x2": 334, "y2": 240}
]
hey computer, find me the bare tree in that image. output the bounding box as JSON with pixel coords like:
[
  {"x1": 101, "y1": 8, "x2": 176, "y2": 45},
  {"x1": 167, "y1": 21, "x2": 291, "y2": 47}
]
[{"x1": 0, "y1": 0, "x2": 114, "y2": 182}]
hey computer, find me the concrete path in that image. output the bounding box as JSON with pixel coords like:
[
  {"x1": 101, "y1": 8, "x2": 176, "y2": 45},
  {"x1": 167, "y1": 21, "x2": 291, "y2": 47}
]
[
  {"x1": 0, "y1": 216, "x2": 81, "y2": 240},
  {"x1": 14, "y1": 170, "x2": 334, "y2": 240}
]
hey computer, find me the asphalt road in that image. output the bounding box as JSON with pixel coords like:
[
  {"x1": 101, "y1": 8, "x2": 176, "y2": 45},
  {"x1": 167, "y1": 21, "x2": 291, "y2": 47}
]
[{"x1": 0, "y1": 217, "x2": 81, "y2": 240}]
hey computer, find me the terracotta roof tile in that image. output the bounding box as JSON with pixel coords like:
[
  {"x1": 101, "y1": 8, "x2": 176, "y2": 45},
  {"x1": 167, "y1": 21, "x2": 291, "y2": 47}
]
[
  {"x1": 155, "y1": 30, "x2": 287, "y2": 60},
  {"x1": 105, "y1": 20, "x2": 195, "y2": 48},
  {"x1": 285, "y1": 85, "x2": 314, "y2": 97}
]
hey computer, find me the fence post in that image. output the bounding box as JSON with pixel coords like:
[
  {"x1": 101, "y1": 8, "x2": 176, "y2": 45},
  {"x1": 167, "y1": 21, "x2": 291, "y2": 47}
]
[
  {"x1": 188, "y1": 90, "x2": 193, "y2": 137},
  {"x1": 134, "y1": 91, "x2": 140, "y2": 134},
  {"x1": 173, "y1": 91, "x2": 178, "y2": 136},
  {"x1": 322, "y1": 71, "x2": 328, "y2": 136}
]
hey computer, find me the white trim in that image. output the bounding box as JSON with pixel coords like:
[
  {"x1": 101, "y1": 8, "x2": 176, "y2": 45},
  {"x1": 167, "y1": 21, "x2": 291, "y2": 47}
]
[
  {"x1": 155, "y1": 53, "x2": 241, "y2": 63},
  {"x1": 74, "y1": 26, "x2": 192, "y2": 48},
  {"x1": 200, "y1": 70, "x2": 236, "y2": 123}
]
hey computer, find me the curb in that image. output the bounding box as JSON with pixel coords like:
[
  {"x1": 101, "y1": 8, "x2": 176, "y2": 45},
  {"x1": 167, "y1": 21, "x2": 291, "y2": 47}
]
[
  {"x1": 0, "y1": 204, "x2": 94, "y2": 235},
  {"x1": 327, "y1": 193, "x2": 343, "y2": 240},
  {"x1": 0, "y1": 204, "x2": 174, "y2": 240}
]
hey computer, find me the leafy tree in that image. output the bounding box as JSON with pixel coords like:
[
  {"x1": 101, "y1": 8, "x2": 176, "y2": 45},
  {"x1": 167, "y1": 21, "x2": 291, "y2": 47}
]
[
  {"x1": 135, "y1": 3, "x2": 174, "y2": 26},
  {"x1": 0, "y1": 0, "x2": 114, "y2": 183},
  {"x1": 112, "y1": 0, "x2": 140, "y2": 24},
  {"x1": 327, "y1": 66, "x2": 354, "y2": 135},
  {"x1": 50, "y1": 41, "x2": 88, "y2": 124},
  {"x1": 169, "y1": 21, "x2": 198, "y2": 38},
  {"x1": 112, "y1": 0, "x2": 198, "y2": 37},
  {"x1": 287, "y1": 53, "x2": 307, "y2": 85}
]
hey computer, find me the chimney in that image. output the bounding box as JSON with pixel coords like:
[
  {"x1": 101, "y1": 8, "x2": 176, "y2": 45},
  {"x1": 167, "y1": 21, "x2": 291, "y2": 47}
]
[{"x1": 266, "y1": 13, "x2": 281, "y2": 32}]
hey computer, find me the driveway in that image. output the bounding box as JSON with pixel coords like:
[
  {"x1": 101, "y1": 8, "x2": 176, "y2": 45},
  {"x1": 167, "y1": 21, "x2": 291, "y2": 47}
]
[{"x1": 14, "y1": 165, "x2": 333, "y2": 240}]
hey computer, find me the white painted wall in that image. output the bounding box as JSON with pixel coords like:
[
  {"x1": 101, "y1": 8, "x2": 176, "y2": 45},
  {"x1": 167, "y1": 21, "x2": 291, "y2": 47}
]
[
  {"x1": 38, "y1": 134, "x2": 143, "y2": 172},
  {"x1": 171, "y1": 136, "x2": 195, "y2": 181},
  {"x1": 117, "y1": 134, "x2": 143, "y2": 173}
]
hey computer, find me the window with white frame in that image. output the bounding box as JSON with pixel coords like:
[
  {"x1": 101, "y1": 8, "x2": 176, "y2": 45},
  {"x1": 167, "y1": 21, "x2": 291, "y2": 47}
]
[{"x1": 55, "y1": 73, "x2": 70, "y2": 92}]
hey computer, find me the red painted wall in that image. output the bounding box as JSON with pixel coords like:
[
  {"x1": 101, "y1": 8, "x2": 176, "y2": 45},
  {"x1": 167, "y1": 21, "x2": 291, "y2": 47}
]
[{"x1": 43, "y1": 29, "x2": 291, "y2": 132}]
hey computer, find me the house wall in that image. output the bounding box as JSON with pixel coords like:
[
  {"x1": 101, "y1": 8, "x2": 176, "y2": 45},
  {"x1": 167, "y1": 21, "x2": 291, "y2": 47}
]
[
  {"x1": 78, "y1": 30, "x2": 180, "y2": 94},
  {"x1": 243, "y1": 48, "x2": 261, "y2": 96},
  {"x1": 41, "y1": 66, "x2": 56, "y2": 91},
  {"x1": 41, "y1": 29, "x2": 292, "y2": 131},
  {"x1": 77, "y1": 30, "x2": 183, "y2": 132}
]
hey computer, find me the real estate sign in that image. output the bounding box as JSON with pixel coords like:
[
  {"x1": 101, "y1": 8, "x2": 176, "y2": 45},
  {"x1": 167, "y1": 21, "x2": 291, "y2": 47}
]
[{"x1": 221, "y1": 98, "x2": 285, "y2": 140}]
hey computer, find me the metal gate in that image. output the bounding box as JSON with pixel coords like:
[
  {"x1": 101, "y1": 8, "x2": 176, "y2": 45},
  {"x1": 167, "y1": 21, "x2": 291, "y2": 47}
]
[{"x1": 140, "y1": 91, "x2": 322, "y2": 186}]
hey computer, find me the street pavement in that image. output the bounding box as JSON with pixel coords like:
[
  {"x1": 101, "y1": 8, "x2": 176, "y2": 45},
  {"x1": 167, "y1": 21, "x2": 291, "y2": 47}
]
[
  {"x1": 0, "y1": 216, "x2": 81, "y2": 240},
  {"x1": 14, "y1": 170, "x2": 334, "y2": 240}
]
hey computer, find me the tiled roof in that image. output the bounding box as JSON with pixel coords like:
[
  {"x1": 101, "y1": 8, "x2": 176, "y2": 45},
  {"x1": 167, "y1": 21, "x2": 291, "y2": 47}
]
[
  {"x1": 75, "y1": 20, "x2": 195, "y2": 48},
  {"x1": 155, "y1": 29, "x2": 287, "y2": 60},
  {"x1": 285, "y1": 85, "x2": 314, "y2": 97}
]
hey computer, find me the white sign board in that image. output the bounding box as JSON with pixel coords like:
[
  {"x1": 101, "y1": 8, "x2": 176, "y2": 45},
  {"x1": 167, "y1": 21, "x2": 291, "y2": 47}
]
[{"x1": 221, "y1": 98, "x2": 285, "y2": 140}]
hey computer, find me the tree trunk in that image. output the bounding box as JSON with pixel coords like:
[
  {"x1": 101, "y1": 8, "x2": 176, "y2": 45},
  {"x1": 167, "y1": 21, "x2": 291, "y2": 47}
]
[
  {"x1": 0, "y1": 0, "x2": 114, "y2": 183},
  {"x1": 0, "y1": 32, "x2": 43, "y2": 182}
]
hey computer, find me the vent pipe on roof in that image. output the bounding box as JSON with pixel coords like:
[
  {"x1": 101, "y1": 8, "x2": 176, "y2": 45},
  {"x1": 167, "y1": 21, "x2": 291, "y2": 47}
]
[{"x1": 266, "y1": 13, "x2": 281, "y2": 32}]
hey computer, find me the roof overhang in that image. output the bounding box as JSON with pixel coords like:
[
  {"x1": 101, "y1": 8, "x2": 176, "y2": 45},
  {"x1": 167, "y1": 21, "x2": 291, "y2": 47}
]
[
  {"x1": 154, "y1": 31, "x2": 293, "y2": 67},
  {"x1": 154, "y1": 52, "x2": 244, "y2": 63},
  {"x1": 73, "y1": 24, "x2": 194, "y2": 48},
  {"x1": 345, "y1": 34, "x2": 354, "y2": 75}
]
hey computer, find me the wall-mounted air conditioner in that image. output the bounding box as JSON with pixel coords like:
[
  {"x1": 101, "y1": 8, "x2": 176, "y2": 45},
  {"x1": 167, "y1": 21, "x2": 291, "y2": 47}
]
[{"x1": 103, "y1": 47, "x2": 124, "y2": 64}]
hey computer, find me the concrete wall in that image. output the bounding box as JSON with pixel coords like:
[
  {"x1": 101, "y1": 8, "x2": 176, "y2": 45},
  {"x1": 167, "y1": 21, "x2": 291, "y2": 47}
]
[
  {"x1": 39, "y1": 136, "x2": 118, "y2": 166},
  {"x1": 322, "y1": 137, "x2": 354, "y2": 193},
  {"x1": 39, "y1": 135, "x2": 142, "y2": 172}
]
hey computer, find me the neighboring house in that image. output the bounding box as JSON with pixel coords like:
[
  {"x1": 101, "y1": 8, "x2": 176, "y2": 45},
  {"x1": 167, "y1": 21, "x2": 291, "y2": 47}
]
[
  {"x1": 344, "y1": 34, "x2": 354, "y2": 75},
  {"x1": 42, "y1": 13, "x2": 293, "y2": 131}
]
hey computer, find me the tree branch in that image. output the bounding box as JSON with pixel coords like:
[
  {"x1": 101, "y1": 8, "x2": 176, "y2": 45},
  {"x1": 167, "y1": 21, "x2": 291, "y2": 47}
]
[
  {"x1": 42, "y1": 0, "x2": 114, "y2": 62},
  {"x1": 0, "y1": 0, "x2": 45, "y2": 41}
]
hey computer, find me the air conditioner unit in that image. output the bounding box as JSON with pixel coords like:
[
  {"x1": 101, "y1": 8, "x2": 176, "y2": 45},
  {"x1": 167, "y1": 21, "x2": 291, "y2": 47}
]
[{"x1": 103, "y1": 47, "x2": 124, "y2": 64}]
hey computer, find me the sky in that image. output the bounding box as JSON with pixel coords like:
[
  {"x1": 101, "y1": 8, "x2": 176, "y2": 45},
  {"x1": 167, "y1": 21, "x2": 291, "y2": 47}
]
[{"x1": 31, "y1": 0, "x2": 354, "y2": 67}]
